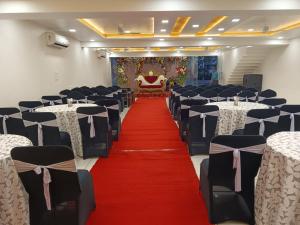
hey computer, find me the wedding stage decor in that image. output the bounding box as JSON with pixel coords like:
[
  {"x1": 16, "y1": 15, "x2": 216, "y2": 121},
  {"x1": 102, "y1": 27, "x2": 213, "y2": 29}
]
[{"x1": 135, "y1": 71, "x2": 167, "y2": 94}]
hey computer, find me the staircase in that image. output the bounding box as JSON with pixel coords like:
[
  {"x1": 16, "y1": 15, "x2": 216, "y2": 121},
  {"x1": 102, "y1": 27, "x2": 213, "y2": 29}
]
[{"x1": 223, "y1": 47, "x2": 270, "y2": 85}]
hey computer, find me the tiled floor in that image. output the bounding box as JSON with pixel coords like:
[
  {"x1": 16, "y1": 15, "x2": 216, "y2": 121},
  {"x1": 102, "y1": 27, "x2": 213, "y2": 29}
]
[{"x1": 76, "y1": 98, "x2": 247, "y2": 225}]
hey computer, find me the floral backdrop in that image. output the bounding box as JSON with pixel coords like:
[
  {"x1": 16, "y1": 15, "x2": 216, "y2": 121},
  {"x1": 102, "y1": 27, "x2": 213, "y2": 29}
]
[{"x1": 110, "y1": 56, "x2": 218, "y2": 89}]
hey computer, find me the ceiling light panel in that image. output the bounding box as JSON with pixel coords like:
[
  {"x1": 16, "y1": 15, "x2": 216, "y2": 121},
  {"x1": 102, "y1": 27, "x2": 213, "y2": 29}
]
[{"x1": 170, "y1": 16, "x2": 191, "y2": 36}]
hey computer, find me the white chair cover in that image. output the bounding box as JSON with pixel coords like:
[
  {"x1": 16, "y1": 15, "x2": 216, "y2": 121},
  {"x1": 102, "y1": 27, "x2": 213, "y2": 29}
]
[
  {"x1": 245, "y1": 115, "x2": 279, "y2": 136},
  {"x1": 106, "y1": 104, "x2": 119, "y2": 111},
  {"x1": 189, "y1": 110, "x2": 219, "y2": 137},
  {"x1": 0, "y1": 112, "x2": 22, "y2": 134},
  {"x1": 19, "y1": 106, "x2": 41, "y2": 113},
  {"x1": 41, "y1": 99, "x2": 62, "y2": 106},
  {"x1": 77, "y1": 112, "x2": 108, "y2": 138},
  {"x1": 239, "y1": 96, "x2": 257, "y2": 102},
  {"x1": 13, "y1": 159, "x2": 76, "y2": 210},
  {"x1": 218, "y1": 96, "x2": 234, "y2": 102},
  {"x1": 23, "y1": 119, "x2": 58, "y2": 146},
  {"x1": 210, "y1": 143, "x2": 266, "y2": 192},
  {"x1": 280, "y1": 111, "x2": 300, "y2": 131}
]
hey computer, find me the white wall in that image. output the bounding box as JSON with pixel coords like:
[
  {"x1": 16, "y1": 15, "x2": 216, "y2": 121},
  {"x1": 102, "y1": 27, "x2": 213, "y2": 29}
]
[
  {"x1": 261, "y1": 38, "x2": 300, "y2": 104},
  {"x1": 0, "y1": 20, "x2": 111, "y2": 107}
]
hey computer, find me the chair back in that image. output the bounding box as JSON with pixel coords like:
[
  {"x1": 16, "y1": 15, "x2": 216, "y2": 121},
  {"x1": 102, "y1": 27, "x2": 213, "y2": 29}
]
[
  {"x1": 279, "y1": 105, "x2": 300, "y2": 131},
  {"x1": 22, "y1": 112, "x2": 61, "y2": 146},
  {"x1": 179, "y1": 99, "x2": 207, "y2": 122},
  {"x1": 260, "y1": 98, "x2": 286, "y2": 109},
  {"x1": 11, "y1": 146, "x2": 80, "y2": 225},
  {"x1": 244, "y1": 108, "x2": 280, "y2": 137},
  {"x1": 19, "y1": 101, "x2": 43, "y2": 113},
  {"x1": 258, "y1": 89, "x2": 277, "y2": 101},
  {"x1": 188, "y1": 105, "x2": 219, "y2": 146},
  {"x1": 68, "y1": 91, "x2": 87, "y2": 103},
  {"x1": 0, "y1": 107, "x2": 26, "y2": 136},
  {"x1": 200, "y1": 90, "x2": 218, "y2": 103},
  {"x1": 209, "y1": 135, "x2": 266, "y2": 216},
  {"x1": 218, "y1": 88, "x2": 237, "y2": 101},
  {"x1": 76, "y1": 106, "x2": 110, "y2": 153},
  {"x1": 238, "y1": 90, "x2": 256, "y2": 102},
  {"x1": 41, "y1": 96, "x2": 63, "y2": 106}
]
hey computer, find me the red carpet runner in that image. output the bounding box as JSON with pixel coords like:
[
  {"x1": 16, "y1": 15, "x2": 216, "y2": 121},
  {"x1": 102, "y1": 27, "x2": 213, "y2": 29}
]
[{"x1": 87, "y1": 97, "x2": 211, "y2": 225}]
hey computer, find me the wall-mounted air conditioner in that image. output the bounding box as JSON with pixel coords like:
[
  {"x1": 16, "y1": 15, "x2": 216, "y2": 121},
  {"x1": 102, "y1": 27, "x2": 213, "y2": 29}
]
[
  {"x1": 96, "y1": 49, "x2": 107, "y2": 59},
  {"x1": 45, "y1": 32, "x2": 70, "y2": 48}
]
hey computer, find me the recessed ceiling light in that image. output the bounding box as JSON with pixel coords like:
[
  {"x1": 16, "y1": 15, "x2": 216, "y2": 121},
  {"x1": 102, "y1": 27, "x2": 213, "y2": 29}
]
[
  {"x1": 247, "y1": 45, "x2": 253, "y2": 48},
  {"x1": 180, "y1": 46, "x2": 184, "y2": 49},
  {"x1": 277, "y1": 36, "x2": 284, "y2": 39},
  {"x1": 124, "y1": 30, "x2": 131, "y2": 34},
  {"x1": 160, "y1": 29, "x2": 167, "y2": 32},
  {"x1": 207, "y1": 37, "x2": 213, "y2": 40},
  {"x1": 90, "y1": 39, "x2": 95, "y2": 42},
  {"x1": 248, "y1": 28, "x2": 255, "y2": 32},
  {"x1": 177, "y1": 50, "x2": 181, "y2": 53},
  {"x1": 159, "y1": 38, "x2": 165, "y2": 41},
  {"x1": 69, "y1": 29, "x2": 76, "y2": 33},
  {"x1": 161, "y1": 20, "x2": 169, "y2": 24},
  {"x1": 192, "y1": 24, "x2": 200, "y2": 28},
  {"x1": 226, "y1": 46, "x2": 231, "y2": 48},
  {"x1": 218, "y1": 28, "x2": 225, "y2": 31},
  {"x1": 231, "y1": 18, "x2": 240, "y2": 23}
]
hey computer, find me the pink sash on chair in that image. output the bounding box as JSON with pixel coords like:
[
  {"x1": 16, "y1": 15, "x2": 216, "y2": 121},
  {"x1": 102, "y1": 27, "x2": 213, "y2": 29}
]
[
  {"x1": 245, "y1": 115, "x2": 279, "y2": 136},
  {"x1": 0, "y1": 112, "x2": 22, "y2": 134}
]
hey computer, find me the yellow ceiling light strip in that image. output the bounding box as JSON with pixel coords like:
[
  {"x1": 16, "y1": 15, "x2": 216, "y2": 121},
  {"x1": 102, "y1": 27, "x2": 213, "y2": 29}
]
[
  {"x1": 183, "y1": 47, "x2": 206, "y2": 52},
  {"x1": 196, "y1": 16, "x2": 227, "y2": 36},
  {"x1": 106, "y1": 33, "x2": 154, "y2": 38},
  {"x1": 78, "y1": 18, "x2": 106, "y2": 38},
  {"x1": 171, "y1": 16, "x2": 191, "y2": 36},
  {"x1": 275, "y1": 21, "x2": 300, "y2": 32}
]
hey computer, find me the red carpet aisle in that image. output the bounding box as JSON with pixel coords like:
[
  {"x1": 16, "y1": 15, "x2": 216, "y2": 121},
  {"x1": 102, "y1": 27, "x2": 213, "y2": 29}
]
[{"x1": 87, "y1": 97, "x2": 211, "y2": 225}]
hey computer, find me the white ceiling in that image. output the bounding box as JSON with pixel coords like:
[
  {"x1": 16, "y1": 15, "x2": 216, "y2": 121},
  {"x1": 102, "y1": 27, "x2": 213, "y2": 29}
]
[{"x1": 2, "y1": 0, "x2": 300, "y2": 54}]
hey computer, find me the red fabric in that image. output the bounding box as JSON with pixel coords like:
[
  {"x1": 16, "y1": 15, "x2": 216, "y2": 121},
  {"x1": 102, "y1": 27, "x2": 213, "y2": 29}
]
[
  {"x1": 139, "y1": 84, "x2": 163, "y2": 88},
  {"x1": 87, "y1": 97, "x2": 211, "y2": 225},
  {"x1": 144, "y1": 76, "x2": 158, "y2": 83}
]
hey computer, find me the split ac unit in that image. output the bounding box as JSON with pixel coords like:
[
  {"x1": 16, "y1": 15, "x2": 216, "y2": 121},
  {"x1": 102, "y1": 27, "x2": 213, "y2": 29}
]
[
  {"x1": 45, "y1": 32, "x2": 70, "y2": 48},
  {"x1": 96, "y1": 49, "x2": 107, "y2": 59}
]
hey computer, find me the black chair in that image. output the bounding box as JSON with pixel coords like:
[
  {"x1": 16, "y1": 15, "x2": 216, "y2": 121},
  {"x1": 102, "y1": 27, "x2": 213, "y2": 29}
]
[
  {"x1": 200, "y1": 135, "x2": 266, "y2": 225},
  {"x1": 218, "y1": 88, "x2": 237, "y2": 101},
  {"x1": 178, "y1": 99, "x2": 207, "y2": 141},
  {"x1": 95, "y1": 99, "x2": 121, "y2": 141},
  {"x1": 0, "y1": 107, "x2": 27, "y2": 136},
  {"x1": 68, "y1": 91, "x2": 87, "y2": 104},
  {"x1": 11, "y1": 145, "x2": 96, "y2": 225},
  {"x1": 244, "y1": 108, "x2": 280, "y2": 138},
  {"x1": 258, "y1": 89, "x2": 277, "y2": 102},
  {"x1": 19, "y1": 101, "x2": 43, "y2": 113},
  {"x1": 260, "y1": 98, "x2": 287, "y2": 109},
  {"x1": 199, "y1": 90, "x2": 218, "y2": 103},
  {"x1": 41, "y1": 96, "x2": 63, "y2": 106},
  {"x1": 238, "y1": 90, "x2": 257, "y2": 102},
  {"x1": 22, "y1": 112, "x2": 71, "y2": 147},
  {"x1": 279, "y1": 105, "x2": 300, "y2": 131},
  {"x1": 77, "y1": 106, "x2": 112, "y2": 159},
  {"x1": 186, "y1": 105, "x2": 219, "y2": 155},
  {"x1": 170, "y1": 87, "x2": 188, "y2": 118},
  {"x1": 59, "y1": 90, "x2": 71, "y2": 104}
]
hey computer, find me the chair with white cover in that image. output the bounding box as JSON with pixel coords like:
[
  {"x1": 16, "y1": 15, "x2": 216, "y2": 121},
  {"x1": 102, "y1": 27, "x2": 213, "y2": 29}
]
[
  {"x1": 11, "y1": 145, "x2": 96, "y2": 225},
  {"x1": 244, "y1": 108, "x2": 280, "y2": 138},
  {"x1": 258, "y1": 89, "x2": 277, "y2": 102},
  {"x1": 177, "y1": 99, "x2": 207, "y2": 141},
  {"x1": 0, "y1": 107, "x2": 27, "y2": 136},
  {"x1": 238, "y1": 90, "x2": 257, "y2": 102},
  {"x1": 278, "y1": 105, "x2": 300, "y2": 131},
  {"x1": 95, "y1": 99, "x2": 121, "y2": 141},
  {"x1": 41, "y1": 95, "x2": 63, "y2": 106},
  {"x1": 77, "y1": 106, "x2": 112, "y2": 158},
  {"x1": 259, "y1": 98, "x2": 286, "y2": 109},
  {"x1": 19, "y1": 101, "x2": 43, "y2": 113},
  {"x1": 200, "y1": 135, "x2": 266, "y2": 225},
  {"x1": 22, "y1": 112, "x2": 71, "y2": 147},
  {"x1": 187, "y1": 105, "x2": 219, "y2": 155}
]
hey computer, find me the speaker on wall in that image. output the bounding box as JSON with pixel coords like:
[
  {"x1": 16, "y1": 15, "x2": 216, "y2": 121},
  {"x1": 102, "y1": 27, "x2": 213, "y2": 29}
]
[{"x1": 243, "y1": 74, "x2": 263, "y2": 92}]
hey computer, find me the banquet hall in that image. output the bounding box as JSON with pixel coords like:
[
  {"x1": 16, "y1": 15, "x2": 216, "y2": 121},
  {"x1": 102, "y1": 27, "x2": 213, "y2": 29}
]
[{"x1": 1, "y1": 0, "x2": 300, "y2": 225}]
